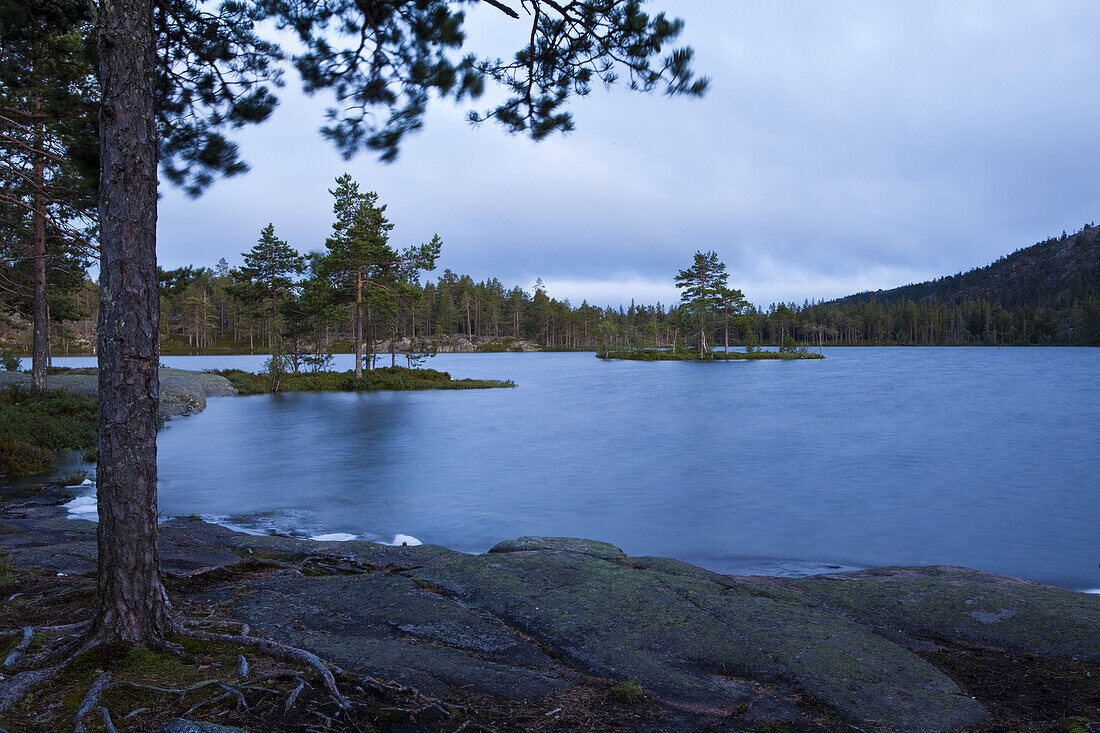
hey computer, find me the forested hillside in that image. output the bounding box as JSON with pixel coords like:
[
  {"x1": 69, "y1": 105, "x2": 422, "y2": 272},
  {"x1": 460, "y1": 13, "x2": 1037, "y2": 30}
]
[{"x1": 835, "y1": 225, "x2": 1099, "y2": 311}]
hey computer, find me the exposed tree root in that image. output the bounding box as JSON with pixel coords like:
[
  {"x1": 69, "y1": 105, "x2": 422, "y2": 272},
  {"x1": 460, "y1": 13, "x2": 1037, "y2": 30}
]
[
  {"x1": 177, "y1": 626, "x2": 350, "y2": 709},
  {"x1": 100, "y1": 706, "x2": 118, "y2": 733},
  {"x1": 72, "y1": 671, "x2": 112, "y2": 733},
  {"x1": 1, "y1": 558, "x2": 510, "y2": 730},
  {"x1": 1, "y1": 627, "x2": 32, "y2": 667},
  {"x1": 0, "y1": 665, "x2": 62, "y2": 714},
  {"x1": 0, "y1": 638, "x2": 99, "y2": 715},
  {"x1": 0, "y1": 620, "x2": 87, "y2": 640}
]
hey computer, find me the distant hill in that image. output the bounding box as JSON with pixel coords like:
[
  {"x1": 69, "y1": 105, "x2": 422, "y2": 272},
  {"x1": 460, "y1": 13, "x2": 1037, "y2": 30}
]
[{"x1": 831, "y1": 224, "x2": 1100, "y2": 310}]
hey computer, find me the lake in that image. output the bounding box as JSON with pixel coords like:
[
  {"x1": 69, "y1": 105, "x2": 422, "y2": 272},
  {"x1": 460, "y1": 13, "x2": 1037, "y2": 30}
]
[{"x1": 29, "y1": 348, "x2": 1100, "y2": 591}]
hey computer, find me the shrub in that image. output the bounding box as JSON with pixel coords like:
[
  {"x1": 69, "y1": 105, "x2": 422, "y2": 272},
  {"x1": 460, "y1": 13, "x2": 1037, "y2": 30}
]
[
  {"x1": 609, "y1": 680, "x2": 644, "y2": 704},
  {"x1": 0, "y1": 350, "x2": 20, "y2": 372},
  {"x1": 0, "y1": 386, "x2": 98, "y2": 475}
]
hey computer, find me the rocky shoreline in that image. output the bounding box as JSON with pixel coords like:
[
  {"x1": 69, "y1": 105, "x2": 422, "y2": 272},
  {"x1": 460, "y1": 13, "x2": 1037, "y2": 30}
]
[
  {"x1": 2, "y1": 503, "x2": 1097, "y2": 732},
  {"x1": 0, "y1": 367, "x2": 237, "y2": 417}
]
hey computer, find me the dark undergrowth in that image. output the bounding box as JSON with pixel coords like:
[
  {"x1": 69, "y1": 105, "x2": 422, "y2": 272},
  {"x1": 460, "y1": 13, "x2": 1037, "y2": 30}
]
[
  {"x1": 0, "y1": 387, "x2": 98, "y2": 475},
  {"x1": 212, "y1": 366, "x2": 515, "y2": 396},
  {"x1": 926, "y1": 644, "x2": 1100, "y2": 732}
]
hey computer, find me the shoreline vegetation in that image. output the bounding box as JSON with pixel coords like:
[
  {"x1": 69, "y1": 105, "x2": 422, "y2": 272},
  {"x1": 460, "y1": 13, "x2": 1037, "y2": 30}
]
[
  {"x1": 0, "y1": 386, "x2": 97, "y2": 475},
  {"x1": 212, "y1": 365, "x2": 516, "y2": 395},
  {"x1": 597, "y1": 347, "x2": 825, "y2": 361}
]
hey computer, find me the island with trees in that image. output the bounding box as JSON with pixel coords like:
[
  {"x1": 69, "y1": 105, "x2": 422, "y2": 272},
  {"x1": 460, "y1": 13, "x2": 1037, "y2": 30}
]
[{"x1": 598, "y1": 251, "x2": 824, "y2": 361}]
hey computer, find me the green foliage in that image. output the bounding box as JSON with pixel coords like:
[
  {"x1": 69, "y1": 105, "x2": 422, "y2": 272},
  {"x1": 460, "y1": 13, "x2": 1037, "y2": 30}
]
[
  {"x1": 273, "y1": 2, "x2": 707, "y2": 162},
  {"x1": 262, "y1": 353, "x2": 291, "y2": 392},
  {"x1": 609, "y1": 680, "x2": 644, "y2": 704},
  {"x1": 779, "y1": 334, "x2": 797, "y2": 353},
  {"x1": 231, "y1": 224, "x2": 305, "y2": 317},
  {"x1": 0, "y1": 350, "x2": 20, "y2": 372},
  {"x1": 58, "y1": 470, "x2": 88, "y2": 486},
  {"x1": 675, "y1": 250, "x2": 729, "y2": 357},
  {"x1": 0, "y1": 553, "x2": 14, "y2": 591},
  {"x1": 0, "y1": 386, "x2": 98, "y2": 474},
  {"x1": 597, "y1": 348, "x2": 699, "y2": 361},
  {"x1": 743, "y1": 329, "x2": 758, "y2": 353},
  {"x1": 212, "y1": 367, "x2": 514, "y2": 395}
]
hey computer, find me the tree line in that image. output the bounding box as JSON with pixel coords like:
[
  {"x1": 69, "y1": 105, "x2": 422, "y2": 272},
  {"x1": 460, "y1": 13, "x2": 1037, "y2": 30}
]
[{"x1": 9, "y1": 234, "x2": 1096, "y2": 366}]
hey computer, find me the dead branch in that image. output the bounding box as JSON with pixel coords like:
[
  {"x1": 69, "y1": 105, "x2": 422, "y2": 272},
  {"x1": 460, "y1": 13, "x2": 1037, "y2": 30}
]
[{"x1": 184, "y1": 690, "x2": 231, "y2": 715}]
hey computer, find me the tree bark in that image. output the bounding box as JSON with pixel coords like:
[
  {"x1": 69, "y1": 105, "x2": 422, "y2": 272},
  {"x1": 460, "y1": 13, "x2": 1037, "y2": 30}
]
[
  {"x1": 724, "y1": 310, "x2": 729, "y2": 355},
  {"x1": 354, "y1": 268, "x2": 363, "y2": 378},
  {"x1": 31, "y1": 135, "x2": 48, "y2": 391},
  {"x1": 698, "y1": 310, "x2": 706, "y2": 358},
  {"x1": 93, "y1": 0, "x2": 172, "y2": 643}
]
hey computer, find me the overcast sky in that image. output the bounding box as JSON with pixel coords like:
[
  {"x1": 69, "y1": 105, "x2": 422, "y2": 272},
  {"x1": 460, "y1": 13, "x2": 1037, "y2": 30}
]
[{"x1": 155, "y1": 0, "x2": 1100, "y2": 309}]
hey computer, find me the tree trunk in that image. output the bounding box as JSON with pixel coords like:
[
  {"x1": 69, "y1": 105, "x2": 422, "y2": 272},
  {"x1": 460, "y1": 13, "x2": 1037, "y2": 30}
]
[
  {"x1": 31, "y1": 143, "x2": 48, "y2": 391},
  {"x1": 698, "y1": 311, "x2": 706, "y2": 358},
  {"x1": 354, "y1": 269, "x2": 363, "y2": 378},
  {"x1": 92, "y1": 0, "x2": 172, "y2": 643},
  {"x1": 724, "y1": 310, "x2": 729, "y2": 355}
]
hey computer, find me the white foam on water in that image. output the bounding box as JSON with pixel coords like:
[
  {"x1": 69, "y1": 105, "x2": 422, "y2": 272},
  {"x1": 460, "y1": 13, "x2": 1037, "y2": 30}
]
[
  {"x1": 311, "y1": 532, "x2": 357, "y2": 542},
  {"x1": 62, "y1": 492, "x2": 98, "y2": 520},
  {"x1": 200, "y1": 515, "x2": 269, "y2": 536},
  {"x1": 384, "y1": 533, "x2": 422, "y2": 547},
  {"x1": 1084, "y1": 588, "x2": 1100, "y2": 595}
]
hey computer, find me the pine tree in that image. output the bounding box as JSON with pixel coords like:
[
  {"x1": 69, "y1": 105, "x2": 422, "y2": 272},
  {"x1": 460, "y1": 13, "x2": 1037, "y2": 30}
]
[
  {"x1": 674, "y1": 251, "x2": 729, "y2": 358},
  {"x1": 232, "y1": 223, "x2": 305, "y2": 349},
  {"x1": 316, "y1": 175, "x2": 397, "y2": 377},
  {"x1": 0, "y1": 0, "x2": 98, "y2": 390}
]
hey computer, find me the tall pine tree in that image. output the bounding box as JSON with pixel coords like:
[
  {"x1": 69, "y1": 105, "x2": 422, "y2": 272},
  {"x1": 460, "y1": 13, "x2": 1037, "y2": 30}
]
[{"x1": 675, "y1": 251, "x2": 729, "y2": 358}]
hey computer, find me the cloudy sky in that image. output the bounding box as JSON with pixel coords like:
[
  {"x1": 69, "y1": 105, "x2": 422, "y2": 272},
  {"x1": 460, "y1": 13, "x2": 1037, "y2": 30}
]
[{"x1": 156, "y1": 0, "x2": 1100, "y2": 309}]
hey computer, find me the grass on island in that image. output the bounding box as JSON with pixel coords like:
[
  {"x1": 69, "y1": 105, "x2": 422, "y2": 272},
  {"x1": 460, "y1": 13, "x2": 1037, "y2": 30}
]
[
  {"x1": 597, "y1": 348, "x2": 825, "y2": 361},
  {"x1": 212, "y1": 365, "x2": 516, "y2": 395},
  {"x1": 0, "y1": 386, "x2": 98, "y2": 475}
]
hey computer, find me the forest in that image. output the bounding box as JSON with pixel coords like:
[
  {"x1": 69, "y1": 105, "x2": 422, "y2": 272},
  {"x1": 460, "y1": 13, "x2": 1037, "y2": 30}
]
[{"x1": 3, "y1": 217, "x2": 1100, "y2": 363}]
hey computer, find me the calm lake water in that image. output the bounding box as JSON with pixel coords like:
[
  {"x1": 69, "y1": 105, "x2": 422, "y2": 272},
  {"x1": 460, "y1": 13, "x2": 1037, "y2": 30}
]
[{"x1": 32, "y1": 348, "x2": 1100, "y2": 591}]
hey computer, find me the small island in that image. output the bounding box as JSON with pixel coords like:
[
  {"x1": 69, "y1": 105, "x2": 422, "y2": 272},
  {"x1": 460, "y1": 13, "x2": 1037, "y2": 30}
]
[
  {"x1": 598, "y1": 347, "x2": 824, "y2": 361},
  {"x1": 211, "y1": 365, "x2": 515, "y2": 395},
  {"x1": 598, "y1": 252, "x2": 826, "y2": 361}
]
